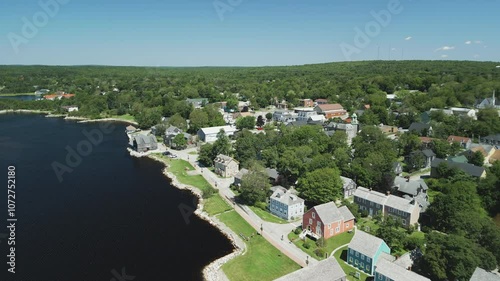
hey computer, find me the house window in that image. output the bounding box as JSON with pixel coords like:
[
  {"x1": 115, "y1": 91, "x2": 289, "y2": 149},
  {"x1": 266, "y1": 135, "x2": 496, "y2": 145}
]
[
  {"x1": 328, "y1": 224, "x2": 331, "y2": 229},
  {"x1": 355, "y1": 252, "x2": 359, "y2": 257},
  {"x1": 335, "y1": 226, "x2": 340, "y2": 233},
  {"x1": 402, "y1": 219, "x2": 407, "y2": 225},
  {"x1": 309, "y1": 218, "x2": 312, "y2": 224},
  {"x1": 317, "y1": 221, "x2": 321, "y2": 227},
  {"x1": 346, "y1": 222, "x2": 349, "y2": 227},
  {"x1": 366, "y1": 264, "x2": 370, "y2": 271},
  {"x1": 312, "y1": 212, "x2": 315, "y2": 219},
  {"x1": 349, "y1": 257, "x2": 353, "y2": 263},
  {"x1": 367, "y1": 257, "x2": 371, "y2": 262},
  {"x1": 360, "y1": 254, "x2": 364, "y2": 260},
  {"x1": 330, "y1": 229, "x2": 333, "y2": 235}
]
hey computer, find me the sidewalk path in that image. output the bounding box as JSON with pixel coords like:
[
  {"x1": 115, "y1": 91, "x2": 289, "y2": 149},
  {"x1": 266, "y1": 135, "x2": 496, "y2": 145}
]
[{"x1": 171, "y1": 147, "x2": 318, "y2": 268}]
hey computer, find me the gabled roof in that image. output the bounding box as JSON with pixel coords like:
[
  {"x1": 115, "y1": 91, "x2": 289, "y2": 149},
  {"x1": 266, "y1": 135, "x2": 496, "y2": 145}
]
[
  {"x1": 199, "y1": 125, "x2": 237, "y2": 135},
  {"x1": 354, "y1": 187, "x2": 388, "y2": 205},
  {"x1": 270, "y1": 186, "x2": 304, "y2": 206},
  {"x1": 421, "y1": 149, "x2": 436, "y2": 158},
  {"x1": 419, "y1": 137, "x2": 435, "y2": 143},
  {"x1": 393, "y1": 176, "x2": 428, "y2": 196},
  {"x1": 385, "y1": 195, "x2": 420, "y2": 214},
  {"x1": 266, "y1": 168, "x2": 279, "y2": 180},
  {"x1": 340, "y1": 176, "x2": 356, "y2": 190},
  {"x1": 134, "y1": 134, "x2": 156, "y2": 145},
  {"x1": 489, "y1": 150, "x2": 500, "y2": 164},
  {"x1": 408, "y1": 122, "x2": 431, "y2": 132},
  {"x1": 310, "y1": 202, "x2": 354, "y2": 224},
  {"x1": 469, "y1": 267, "x2": 500, "y2": 281},
  {"x1": 376, "y1": 257, "x2": 431, "y2": 281},
  {"x1": 349, "y1": 230, "x2": 388, "y2": 258},
  {"x1": 234, "y1": 168, "x2": 249, "y2": 180},
  {"x1": 447, "y1": 135, "x2": 471, "y2": 143},
  {"x1": 165, "y1": 126, "x2": 182, "y2": 135},
  {"x1": 449, "y1": 155, "x2": 468, "y2": 163},
  {"x1": 483, "y1": 134, "x2": 500, "y2": 142},
  {"x1": 214, "y1": 154, "x2": 238, "y2": 165},
  {"x1": 431, "y1": 158, "x2": 486, "y2": 177},
  {"x1": 316, "y1": 103, "x2": 344, "y2": 112},
  {"x1": 274, "y1": 257, "x2": 346, "y2": 281}
]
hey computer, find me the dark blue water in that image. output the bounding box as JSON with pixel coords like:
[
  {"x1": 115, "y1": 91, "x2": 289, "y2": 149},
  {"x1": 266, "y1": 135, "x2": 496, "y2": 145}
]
[
  {"x1": 0, "y1": 113, "x2": 233, "y2": 281},
  {"x1": 0, "y1": 95, "x2": 38, "y2": 101}
]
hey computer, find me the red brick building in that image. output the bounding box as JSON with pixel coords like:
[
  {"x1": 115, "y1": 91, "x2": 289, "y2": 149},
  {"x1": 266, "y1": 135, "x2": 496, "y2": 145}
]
[
  {"x1": 302, "y1": 202, "x2": 355, "y2": 240},
  {"x1": 314, "y1": 104, "x2": 347, "y2": 119}
]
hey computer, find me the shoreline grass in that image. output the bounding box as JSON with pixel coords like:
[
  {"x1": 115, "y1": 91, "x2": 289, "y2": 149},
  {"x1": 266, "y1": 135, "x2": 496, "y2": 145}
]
[
  {"x1": 0, "y1": 93, "x2": 35, "y2": 96},
  {"x1": 220, "y1": 210, "x2": 301, "y2": 281}
]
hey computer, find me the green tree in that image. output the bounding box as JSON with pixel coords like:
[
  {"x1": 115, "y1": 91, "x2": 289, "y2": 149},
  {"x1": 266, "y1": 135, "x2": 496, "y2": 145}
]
[
  {"x1": 468, "y1": 150, "x2": 485, "y2": 167},
  {"x1": 167, "y1": 113, "x2": 188, "y2": 131},
  {"x1": 239, "y1": 164, "x2": 271, "y2": 205},
  {"x1": 297, "y1": 168, "x2": 343, "y2": 205},
  {"x1": 172, "y1": 133, "x2": 187, "y2": 149},
  {"x1": 235, "y1": 116, "x2": 256, "y2": 130},
  {"x1": 198, "y1": 143, "x2": 215, "y2": 167},
  {"x1": 265, "y1": 112, "x2": 273, "y2": 121},
  {"x1": 188, "y1": 109, "x2": 208, "y2": 133},
  {"x1": 212, "y1": 129, "x2": 232, "y2": 157},
  {"x1": 234, "y1": 130, "x2": 259, "y2": 167}
]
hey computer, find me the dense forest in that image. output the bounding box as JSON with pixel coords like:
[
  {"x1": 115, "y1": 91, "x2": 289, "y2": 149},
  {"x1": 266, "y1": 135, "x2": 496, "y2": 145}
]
[{"x1": 1, "y1": 61, "x2": 499, "y2": 129}]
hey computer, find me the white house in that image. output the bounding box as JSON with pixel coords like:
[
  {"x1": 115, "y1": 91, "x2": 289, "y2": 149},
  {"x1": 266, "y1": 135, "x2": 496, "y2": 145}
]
[
  {"x1": 269, "y1": 186, "x2": 304, "y2": 220},
  {"x1": 197, "y1": 125, "x2": 237, "y2": 142}
]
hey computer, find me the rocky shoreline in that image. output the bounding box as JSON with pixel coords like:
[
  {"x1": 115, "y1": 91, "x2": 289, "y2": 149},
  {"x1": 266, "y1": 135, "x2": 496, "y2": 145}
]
[
  {"x1": 0, "y1": 109, "x2": 138, "y2": 125},
  {"x1": 129, "y1": 150, "x2": 245, "y2": 281}
]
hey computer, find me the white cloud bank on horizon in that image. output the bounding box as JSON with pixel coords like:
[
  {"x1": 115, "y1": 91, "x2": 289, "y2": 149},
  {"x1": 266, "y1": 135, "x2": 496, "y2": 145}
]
[{"x1": 435, "y1": 46, "x2": 455, "y2": 52}]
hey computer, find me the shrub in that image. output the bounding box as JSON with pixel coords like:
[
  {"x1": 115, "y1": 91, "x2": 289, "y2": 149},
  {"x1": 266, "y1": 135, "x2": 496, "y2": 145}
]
[
  {"x1": 294, "y1": 228, "x2": 301, "y2": 235},
  {"x1": 314, "y1": 248, "x2": 326, "y2": 258},
  {"x1": 303, "y1": 240, "x2": 312, "y2": 249},
  {"x1": 316, "y1": 237, "x2": 327, "y2": 248},
  {"x1": 202, "y1": 187, "x2": 216, "y2": 199},
  {"x1": 255, "y1": 201, "x2": 268, "y2": 210}
]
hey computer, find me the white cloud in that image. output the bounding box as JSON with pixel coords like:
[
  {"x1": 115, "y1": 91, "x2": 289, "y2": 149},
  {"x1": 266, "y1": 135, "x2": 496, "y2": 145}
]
[
  {"x1": 405, "y1": 36, "x2": 412, "y2": 41},
  {"x1": 435, "y1": 46, "x2": 455, "y2": 52},
  {"x1": 441, "y1": 55, "x2": 448, "y2": 58},
  {"x1": 474, "y1": 40, "x2": 483, "y2": 44},
  {"x1": 391, "y1": 48, "x2": 397, "y2": 51},
  {"x1": 465, "y1": 41, "x2": 472, "y2": 45}
]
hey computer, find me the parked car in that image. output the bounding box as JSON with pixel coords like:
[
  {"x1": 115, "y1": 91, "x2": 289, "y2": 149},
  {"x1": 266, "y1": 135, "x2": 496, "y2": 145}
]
[
  {"x1": 168, "y1": 154, "x2": 178, "y2": 158},
  {"x1": 162, "y1": 151, "x2": 171, "y2": 156}
]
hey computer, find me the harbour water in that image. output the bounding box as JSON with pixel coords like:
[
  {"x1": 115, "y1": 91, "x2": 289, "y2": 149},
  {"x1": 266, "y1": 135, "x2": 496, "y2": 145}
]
[{"x1": 0, "y1": 113, "x2": 233, "y2": 281}]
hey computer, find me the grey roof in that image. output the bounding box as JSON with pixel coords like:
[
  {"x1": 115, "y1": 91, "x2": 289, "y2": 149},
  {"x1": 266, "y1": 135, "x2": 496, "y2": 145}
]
[
  {"x1": 199, "y1": 125, "x2": 237, "y2": 136},
  {"x1": 270, "y1": 186, "x2": 304, "y2": 206},
  {"x1": 408, "y1": 122, "x2": 431, "y2": 132},
  {"x1": 340, "y1": 176, "x2": 356, "y2": 190},
  {"x1": 470, "y1": 267, "x2": 500, "y2": 281},
  {"x1": 286, "y1": 120, "x2": 308, "y2": 127},
  {"x1": 483, "y1": 134, "x2": 500, "y2": 142},
  {"x1": 394, "y1": 176, "x2": 428, "y2": 196},
  {"x1": 431, "y1": 158, "x2": 486, "y2": 177},
  {"x1": 375, "y1": 256, "x2": 431, "y2": 281},
  {"x1": 134, "y1": 134, "x2": 156, "y2": 145},
  {"x1": 349, "y1": 230, "x2": 387, "y2": 258},
  {"x1": 274, "y1": 258, "x2": 346, "y2": 281},
  {"x1": 266, "y1": 168, "x2": 279, "y2": 180},
  {"x1": 310, "y1": 202, "x2": 354, "y2": 224},
  {"x1": 165, "y1": 126, "x2": 182, "y2": 135},
  {"x1": 421, "y1": 149, "x2": 436, "y2": 158},
  {"x1": 214, "y1": 154, "x2": 238, "y2": 165},
  {"x1": 354, "y1": 187, "x2": 388, "y2": 205},
  {"x1": 234, "y1": 168, "x2": 249, "y2": 180},
  {"x1": 385, "y1": 195, "x2": 419, "y2": 214}
]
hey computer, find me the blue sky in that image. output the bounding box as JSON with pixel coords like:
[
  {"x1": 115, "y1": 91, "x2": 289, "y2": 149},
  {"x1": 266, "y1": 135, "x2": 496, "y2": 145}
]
[{"x1": 1, "y1": 0, "x2": 499, "y2": 66}]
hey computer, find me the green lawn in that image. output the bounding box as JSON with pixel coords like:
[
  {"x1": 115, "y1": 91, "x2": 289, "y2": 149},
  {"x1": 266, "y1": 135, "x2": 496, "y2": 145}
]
[
  {"x1": 288, "y1": 229, "x2": 356, "y2": 260},
  {"x1": 204, "y1": 194, "x2": 232, "y2": 216},
  {"x1": 154, "y1": 156, "x2": 214, "y2": 195},
  {"x1": 220, "y1": 211, "x2": 301, "y2": 281},
  {"x1": 357, "y1": 217, "x2": 380, "y2": 234},
  {"x1": 110, "y1": 114, "x2": 136, "y2": 122},
  {"x1": 249, "y1": 206, "x2": 289, "y2": 224},
  {"x1": 0, "y1": 92, "x2": 35, "y2": 96},
  {"x1": 333, "y1": 246, "x2": 369, "y2": 281},
  {"x1": 188, "y1": 151, "x2": 198, "y2": 155}
]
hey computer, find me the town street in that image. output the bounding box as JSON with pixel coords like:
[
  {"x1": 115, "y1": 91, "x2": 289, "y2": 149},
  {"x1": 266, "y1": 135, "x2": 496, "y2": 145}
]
[{"x1": 171, "y1": 146, "x2": 318, "y2": 268}]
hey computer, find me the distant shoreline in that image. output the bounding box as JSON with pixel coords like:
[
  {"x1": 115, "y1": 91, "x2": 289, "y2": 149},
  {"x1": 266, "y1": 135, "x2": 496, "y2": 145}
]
[{"x1": 0, "y1": 109, "x2": 138, "y2": 125}]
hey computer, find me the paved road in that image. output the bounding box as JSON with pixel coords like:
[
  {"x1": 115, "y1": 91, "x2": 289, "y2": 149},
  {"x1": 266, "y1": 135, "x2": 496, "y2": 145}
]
[{"x1": 170, "y1": 146, "x2": 318, "y2": 268}]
